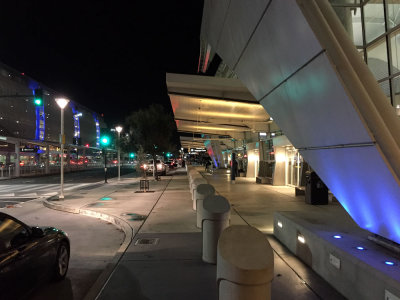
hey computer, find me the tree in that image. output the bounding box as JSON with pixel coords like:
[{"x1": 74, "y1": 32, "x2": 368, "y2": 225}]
[
  {"x1": 135, "y1": 145, "x2": 147, "y2": 177},
  {"x1": 126, "y1": 104, "x2": 177, "y2": 178}
]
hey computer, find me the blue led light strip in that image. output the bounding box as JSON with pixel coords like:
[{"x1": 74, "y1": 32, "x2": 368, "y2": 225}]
[
  {"x1": 71, "y1": 103, "x2": 81, "y2": 145},
  {"x1": 34, "y1": 90, "x2": 45, "y2": 141},
  {"x1": 93, "y1": 114, "x2": 100, "y2": 148}
]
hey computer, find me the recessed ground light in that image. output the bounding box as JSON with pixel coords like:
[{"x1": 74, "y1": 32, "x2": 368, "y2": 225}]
[
  {"x1": 385, "y1": 261, "x2": 395, "y2": 266},
  {"x1": 277, "y1": 221, "x2": 283, "y2": 228},
  {"x1": 356, "y1": 246, "x2": 365, "y2": 250},
  {"x1": 298, "y1": 235, "x2": 305, "y2": 244},
  {"x1": 100, "y1": 197, "x2": 112, "y2": 201},
  {"x1": 333, "y1": 235, "x2": 342, "y2": 239}
]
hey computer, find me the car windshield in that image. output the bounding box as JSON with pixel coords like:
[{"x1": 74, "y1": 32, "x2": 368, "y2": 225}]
[{"x1": 0, "y1": 215, "x2": 28, "y2": 251}]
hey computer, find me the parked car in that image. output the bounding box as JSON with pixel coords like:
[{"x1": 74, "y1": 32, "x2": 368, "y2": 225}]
[
  {"x1": 167, "y1": 159, "x2": 178, "y2": 169},
  {"x1": 0, "y1": 212, "x2": 70, "y2": 299},
  {"x1": 142, "y1": 159, "x2": 167, "y2": 175}
]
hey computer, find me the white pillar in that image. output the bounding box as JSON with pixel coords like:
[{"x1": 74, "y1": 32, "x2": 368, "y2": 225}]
[
  {"x1": 14, "y1": 141, "x2": 20, "y2": 177},
  {"x1": 60, "y1": 108, "x2": 65, "y2": 199},
  {"x1": 118, "y1": 131, "x2": 121, "y2": 181},
  {"x1": 45, "y1": 144, "x2": 50, "y2": 174}
]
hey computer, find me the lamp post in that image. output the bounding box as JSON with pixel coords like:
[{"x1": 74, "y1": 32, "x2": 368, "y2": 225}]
[
  {"x1": 55, "y1": 98, "x2": 70, "y2": 200},
  {"x1": 100, "y1": 135, "x2": 110, "y2": 183},
  {"x1": 115, "y1": 126, "x2": 123, "y2": 181}
]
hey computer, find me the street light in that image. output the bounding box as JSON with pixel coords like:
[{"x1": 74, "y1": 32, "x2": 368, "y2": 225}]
[
  {"x1": 100, "y1": 134, "x2": 110, "y2": 183},
  {"x1": 55, "y1": 98, "x2": 70, "y2": 200},
  {"x1": 115, "y1": 125, "x2": 123, "y2": 181}
]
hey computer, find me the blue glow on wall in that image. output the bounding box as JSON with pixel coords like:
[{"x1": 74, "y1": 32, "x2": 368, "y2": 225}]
[
  {"x1": 93, "y1": 114, "x2": 100, "y2": 148},
  {"x1": 71, "y1": 103, "x2": 81, "y2": 144},
  {"x1": 28, "y1": 80, "x2": 39, "y2": 90},
  {"x1": 33, "y1": 89, "x2": 45, "y2": 141},
  {"x1": 300, "y1": 147, "x2": 400, "y2": 245}
]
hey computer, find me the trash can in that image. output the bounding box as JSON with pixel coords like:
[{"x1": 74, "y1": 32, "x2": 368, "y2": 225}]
[
  {"x1": 217, "y1": 225, "x2": 274, "y2": 300},
  {"x1": 139, "y1": 179, "x2": 149, "y2": 192},
  {"x1": 305, "y1": 171, "x2": 328, "y2": 205},
  {"x1": 194, "y1": 183, "x2": 215, "y2": 211},
  {"x1": 202, "y1": 195, "x2": 230, "y2": 264}
]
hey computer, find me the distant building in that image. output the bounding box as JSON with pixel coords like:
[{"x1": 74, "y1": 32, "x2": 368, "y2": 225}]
[{"x1": 0, "y1": 61, "x2": 106, "y2": 176}]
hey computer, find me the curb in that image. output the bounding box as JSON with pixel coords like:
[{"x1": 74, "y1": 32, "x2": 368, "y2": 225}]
[{"x1": 42, "y1": 198, "x2": 134, "y2": 300}]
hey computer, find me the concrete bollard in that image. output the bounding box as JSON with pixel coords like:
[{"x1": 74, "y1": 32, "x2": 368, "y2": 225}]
[
  {"x1": 217, "y1": 225, "x2": 274, "y2": 300},
  {"x1": 202, "y1": 195, "x2": 230, "y2": 263},
  {"x1": 188, "y1": 174, "x2": 202, "y2": 195},
  {"x1": 191, "y1": 177, "x2": 206, "y2": 200},
  {"x1": 194, "y1": 183, "x2": 215, "y2": 211}
]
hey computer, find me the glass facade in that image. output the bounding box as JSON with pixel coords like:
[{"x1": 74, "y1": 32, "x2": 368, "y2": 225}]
[{"x1": 331, "y1": 0, "x2": 400, "y2": 109}]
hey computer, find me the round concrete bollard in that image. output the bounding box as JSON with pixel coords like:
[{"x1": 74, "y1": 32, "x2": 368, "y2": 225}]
[
  {"x1": 194, "y1": 183, "x2": 215, "y2": 211},
  {"x1": 191, "y1": 177, "x2": 206, "y2": 200},
  {"x1": 217, "y1": 225, "x2": 274, "y2": 300},
  {"x1": 189, "y1": 174, "x2": 202, "y2": 196},
  {"x1": 202, "y1": 195, "x2": 230, "y2": 264}
]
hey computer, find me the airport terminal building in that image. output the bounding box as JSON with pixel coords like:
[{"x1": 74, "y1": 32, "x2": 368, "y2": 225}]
[
  {"x1": 0, "y1": 61, "x2": 106, "y2": 177},
  {"x1": 168, "y1": 1, "x2": 400, "y2": 299}
]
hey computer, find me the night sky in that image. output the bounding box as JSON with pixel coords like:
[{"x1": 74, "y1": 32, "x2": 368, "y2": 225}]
[{"x1": 0, "y1": 1, "x2": 204, "y2": 126}]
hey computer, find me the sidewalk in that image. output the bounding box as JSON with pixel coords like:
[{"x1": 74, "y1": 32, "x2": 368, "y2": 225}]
[{"x1": 44, "y1": 168, "x2": 345, "y2": 300}]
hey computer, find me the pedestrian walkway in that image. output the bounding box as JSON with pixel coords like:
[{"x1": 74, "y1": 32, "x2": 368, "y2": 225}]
[{"x1": 43, "y1": 168, "x2": 346, "y2": 300}]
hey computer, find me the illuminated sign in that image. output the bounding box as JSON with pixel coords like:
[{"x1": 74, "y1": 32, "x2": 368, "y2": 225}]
[{"x1": 190, "y1": 148, "x2": 206, "y2": 152}]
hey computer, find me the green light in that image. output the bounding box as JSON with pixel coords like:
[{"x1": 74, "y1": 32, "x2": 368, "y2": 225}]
[
  {"x1": 129, "y1": 153, "x2": 135, "y2": 158},
  {"x1": 34, "y1": 98, "x2": 42, "y2": 106},
  {"x1": 100, "y1": 135, "x2": 110, "y2": 146}
]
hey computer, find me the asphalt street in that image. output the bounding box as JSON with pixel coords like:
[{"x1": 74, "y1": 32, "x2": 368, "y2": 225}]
[
  {"x1": 0, "y1": 167, "x2": 139, "y2": 207},
  {"x1": 0, "y1": 166, "x2": 138, "y2": 185},
  {"x1": 4, "y1": 199, "x2": 125, "y2": 300}
]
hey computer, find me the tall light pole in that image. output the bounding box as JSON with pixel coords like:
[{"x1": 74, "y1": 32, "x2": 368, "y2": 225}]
[
  {"x1": 115, "y1": 126, "x2": 123, "y2": 181},
  {"x1": 55, "y1": 98, "x2": 70, "y2": 200}
]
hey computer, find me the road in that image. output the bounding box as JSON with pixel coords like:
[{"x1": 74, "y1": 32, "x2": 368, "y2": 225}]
[
  {"x1": 0, "y1": 167, "x2": 140, "y2": 298},
  {"x1": 4, "y1": 200, "x2": 125, "y2": 300},
  {"x1": 0, "y1": 167, "x2": 139, "y2": 207},
  {"x1": 0, "y1": 166, "x2": 137, "y2": 185}
]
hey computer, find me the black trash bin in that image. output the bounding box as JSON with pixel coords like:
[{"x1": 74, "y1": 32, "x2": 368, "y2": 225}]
[{"x1": 305, "y1": 171, "x2": 328, "y2": 205}]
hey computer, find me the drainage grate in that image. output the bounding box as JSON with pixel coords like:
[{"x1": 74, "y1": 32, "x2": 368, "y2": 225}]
[{"x1": 135, "y1": 238, "x2": 159, "y2": 245}]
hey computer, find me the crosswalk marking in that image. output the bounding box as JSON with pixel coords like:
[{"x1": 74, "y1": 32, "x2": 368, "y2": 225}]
[{"x1": 0, "y1": 183, "x2": 93, "y2": 198}]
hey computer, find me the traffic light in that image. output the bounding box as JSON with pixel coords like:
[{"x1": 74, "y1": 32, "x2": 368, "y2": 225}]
[
  {"x1": 100, "y1": 135, "x2": 110, "y2": 147},
  {"x1": 34, "y1": 89, "x2": 43, "y2": 106},
  {"x1": 129, "y1": 153, "x2": 135, "y2": 158},
  {"x1": 100, "y1": 128, "x2": 114, "y2": 148}
]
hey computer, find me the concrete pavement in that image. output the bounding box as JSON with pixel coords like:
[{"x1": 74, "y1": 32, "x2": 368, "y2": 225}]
[{"x1": 39, "y1": 167, "x2": 345, "y2": 300}]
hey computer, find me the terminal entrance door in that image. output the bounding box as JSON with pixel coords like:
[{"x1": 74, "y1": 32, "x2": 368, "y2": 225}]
[{"x1": 286, "y1": 148, "x2": 301, "y2": 187}]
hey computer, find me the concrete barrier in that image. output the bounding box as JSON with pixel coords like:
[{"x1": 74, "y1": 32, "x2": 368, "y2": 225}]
[
  {"x1": 202, "y1": 195, "x2": 230, "y2": 263},
  {"x1": 194, "y1": 183, "x2": 215, "y2": 211},
  {"x1": 217, "y1": 225, "x2": 274, "y2": 300},
  {"x1": 191, "y1": 177, "x2": 206, "y2": 200}
]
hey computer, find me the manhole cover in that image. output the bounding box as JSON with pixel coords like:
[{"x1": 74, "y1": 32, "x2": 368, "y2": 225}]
[{"x1": 135, "y1": 238, "x2": 159, "y2": 245}]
